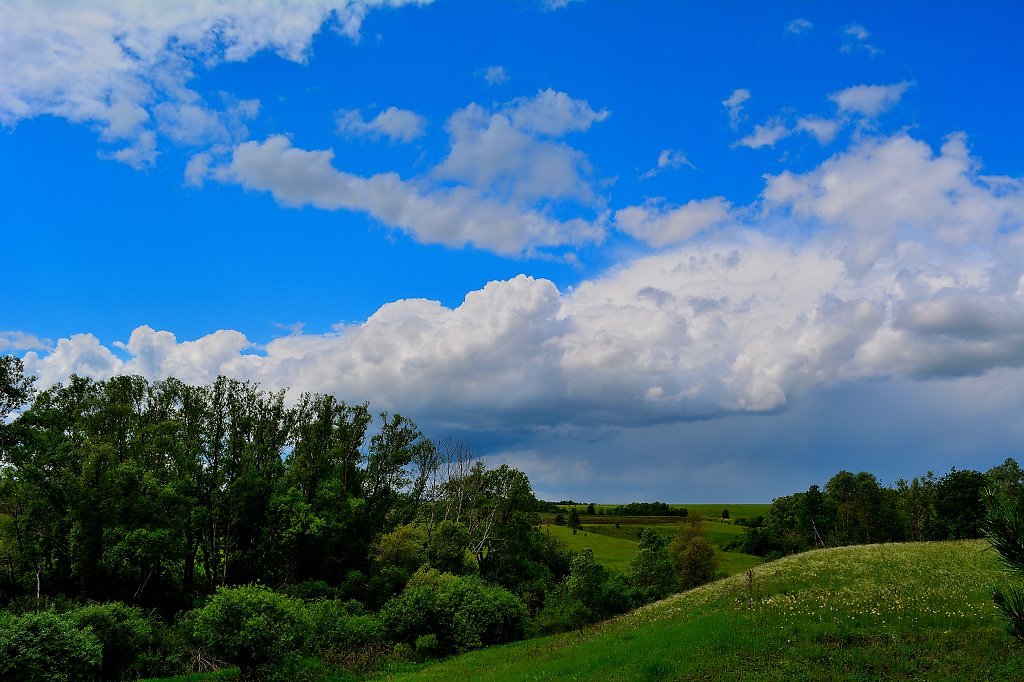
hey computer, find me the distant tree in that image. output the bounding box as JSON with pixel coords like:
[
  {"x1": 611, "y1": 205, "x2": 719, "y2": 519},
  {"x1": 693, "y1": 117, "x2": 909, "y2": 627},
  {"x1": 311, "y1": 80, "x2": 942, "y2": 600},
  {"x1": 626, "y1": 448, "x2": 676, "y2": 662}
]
[
  {"x1": 934, "y1": 468, "x2": 987, "y2": 539},
  {"x1": 669, "y1": 514, "x2": 719, "y2": 589},
  {"x1": 721, "y1": 508, "x2": 729, "y2": 520},
  {"x1": 627, "y1": 529, "x2": 677, "y2": 602},
  {"x1": 554, "y1": 513, "x2": 566, "y2": 526},
  {"x1": 568, "y1": 508, "x2": 581, "y2": 534},
  {"x1": 586, "y1": 503, "x2": 595, "y2": 515}
]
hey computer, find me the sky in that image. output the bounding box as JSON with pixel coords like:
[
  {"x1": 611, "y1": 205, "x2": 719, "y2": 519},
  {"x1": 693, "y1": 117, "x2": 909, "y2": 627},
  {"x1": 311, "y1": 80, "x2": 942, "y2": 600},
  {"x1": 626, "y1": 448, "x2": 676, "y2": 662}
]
[{"x1": 3, "y1": 0, "x2": 1024, "y2": 502}]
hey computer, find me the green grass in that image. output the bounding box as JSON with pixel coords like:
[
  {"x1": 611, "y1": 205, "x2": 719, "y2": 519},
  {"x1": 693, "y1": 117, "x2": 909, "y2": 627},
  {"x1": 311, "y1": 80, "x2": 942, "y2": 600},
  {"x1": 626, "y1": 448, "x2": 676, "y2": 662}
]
[
  {"x1": 541, "y1": 524, "x2": 640, "y2": 572},
  {"x1": 384, "y1": 541, "x2": 1024, "y2": 681},
  {"x1": 545, "y1": 520, "x2": 762, "y2": 578}
]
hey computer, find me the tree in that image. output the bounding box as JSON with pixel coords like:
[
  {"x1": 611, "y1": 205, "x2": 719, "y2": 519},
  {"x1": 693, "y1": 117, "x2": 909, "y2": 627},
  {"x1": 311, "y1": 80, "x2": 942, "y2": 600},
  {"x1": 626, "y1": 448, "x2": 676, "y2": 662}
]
[
  {"x1": 568, "y1": 507, "x2": 581, "y2": 534},
  {"x1": 721, "y1": 508, "x2": 729, "y2": 520},
  {"x1": 627, "y1": 528, "x2": 676, "y2": 602},
  {"x1": 983, "y1": 488, "x2": 1024, "y2": 639},
  {"x1": 669, "y1": 514, "x2": 719, "y2": 589}
]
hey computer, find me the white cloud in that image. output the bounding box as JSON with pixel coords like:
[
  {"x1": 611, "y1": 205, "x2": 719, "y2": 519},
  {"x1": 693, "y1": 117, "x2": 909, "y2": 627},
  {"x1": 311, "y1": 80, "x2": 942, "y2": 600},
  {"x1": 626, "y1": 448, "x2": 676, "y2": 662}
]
[
  {"x1": 796, "y1": 116, "x2": 840, "y2": 144},
  {"x1": 786, "y1": 18, "x2": 813, "y2": 35},
  {"x1": 0, "y1": 0, "x2": 430, "y2": 166},
  {"x1": 763, "y1": 132, "x2": 1024, "y2": 273},
  {"x1": 430, "y1": 90, "x2": 608, "y2": 208},
  {"x1": 829, "y1": 82, "x2": 911, "y2": 118},
  {"x1": 722, "y1": 88, "x2": 751, "y2": 129},
  {"x1": 0, "y1": 331, "x2": 51, "y2": 352},
  {"x1": 641, "y1": 149, "x2": 694, "y2": 179},
  {"x1": 841, "y1": 23, "x2": 883, "y2": 56},
  {"x1": 615, "y1": 197, "x2": 731, "y2": 247},
  {"x1": 478, "y1": 65, "x2": 509, "y2": 85},
  {"x1": 24, "y1": 132, "x2": 1024, "y2": 432},
  {"x1": 209, "y1": 133, "x2": 604, "y2": 254},
  {"x1": 734, "y1": 120, "x2": 790, "y2": 149},
  {"x1": 336, "y1": 106, "x2": 427, "y2": 143},
  {"x1": 192, "y1": 90, "x2": 610, "y2": 255}
]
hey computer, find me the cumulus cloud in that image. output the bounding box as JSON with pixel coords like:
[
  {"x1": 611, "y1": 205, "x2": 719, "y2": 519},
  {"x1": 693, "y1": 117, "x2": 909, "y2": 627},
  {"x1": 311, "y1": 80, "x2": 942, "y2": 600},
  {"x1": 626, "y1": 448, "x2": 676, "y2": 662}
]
[
  {"x1": 762, "y1": 132, "x2": 1024, "y2": 271},
  {"x1": 194, "y1": 89, "x2": 609, "y2": 254},
  {"x1": 615, "y1": 197, "x2": 731, "y2": 247},
  {"x1": 829, "y1": 81, "x2": 911, "y2": 118},
  {"x1": 336, "y1": 106, "x2": 427, "y2": 143},
  {"x1": 25, "y1": 132, "x2": 1024, "y2": 431},
  {"x1": 640, "y1": 149, "x2": 694, "y2": 179},
  {"x1": 722, "y1": 88, "x2": 751, "y2": 129},
  {"x1": 786, "y1": 18, "x2": 813, "y2": 35},
  {"x1": 0, "y1": 0, "x2": 430, "y2": 166}
]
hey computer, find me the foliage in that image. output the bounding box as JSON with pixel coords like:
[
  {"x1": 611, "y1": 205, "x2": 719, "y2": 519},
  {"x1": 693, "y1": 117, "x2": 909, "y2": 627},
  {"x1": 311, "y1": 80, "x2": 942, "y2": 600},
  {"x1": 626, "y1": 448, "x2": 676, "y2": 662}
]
[
  {"x1": 70, "y1": 601, "x2": 158, "y2": 680},
  {"x1": 303, "y1": 599, "x2": 386, "y2": 659},
  {"x1": 0, "y1": 610, "x2": 102, "y2": 681},
  {"x1": 191, "y1": 584, "x2": 306, "y2": 680},
  {"x1": 983, "y1": 486, "x2": 1024, "y2": 639},
  {"x1": 668, "y1": 515, "x2": 719, "y2": 589},
  {"x1": 626, "y1": 529, "x2": 677, "y2": 602},
  {"x1": 380, "y1": 568, "x2": 527, "y2": 655}
]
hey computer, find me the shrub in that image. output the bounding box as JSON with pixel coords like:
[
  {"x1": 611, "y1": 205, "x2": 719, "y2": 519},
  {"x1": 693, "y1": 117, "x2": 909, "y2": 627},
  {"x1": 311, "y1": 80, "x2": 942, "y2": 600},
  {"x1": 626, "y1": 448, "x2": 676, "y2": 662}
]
[
  {"x1": 381, "y1": 568, "x2": 527, "y2": 655},
  {"x1": 70, "y1": 601, "x2": 156, "y2": 680},
  {"x1": 304, "y1": 599, "x2": 385, "y2": 657},
  {"x1": 191, "y1": 584, "x2": 306, "y2": 681},
  {"x1": 0, "y1": 610, "x2": 102, "y2": 681}
]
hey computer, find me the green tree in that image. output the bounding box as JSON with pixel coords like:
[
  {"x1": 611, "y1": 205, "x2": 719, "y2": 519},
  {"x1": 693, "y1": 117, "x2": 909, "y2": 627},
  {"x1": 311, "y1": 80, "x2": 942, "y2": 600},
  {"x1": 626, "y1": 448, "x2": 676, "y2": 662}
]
[
  {"x1": 627, "y1": 528, "x2": 677, "y2": 602},
  {"x1": 669, "y1": 514, "x2": 719, "y2": 589},
  {"x1": 568, "y1": 507, "x2": 581, "y2": 534}
]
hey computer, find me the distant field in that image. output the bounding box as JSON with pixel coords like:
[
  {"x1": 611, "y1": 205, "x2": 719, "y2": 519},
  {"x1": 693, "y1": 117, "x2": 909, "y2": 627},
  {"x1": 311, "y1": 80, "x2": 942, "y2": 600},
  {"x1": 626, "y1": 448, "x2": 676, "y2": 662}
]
[
  {"x1": 389, "y1": 540, "x2": 1024, "y2": 681},
  {"x1": 547, "y1": 503, "x2": 771, "y2": 519},
  {"x1": 541, "y1": 521, "x2": 762, "y2": 577},
  {"x1": 541, "y1": 524, "x2": 639, "y2": 571}
]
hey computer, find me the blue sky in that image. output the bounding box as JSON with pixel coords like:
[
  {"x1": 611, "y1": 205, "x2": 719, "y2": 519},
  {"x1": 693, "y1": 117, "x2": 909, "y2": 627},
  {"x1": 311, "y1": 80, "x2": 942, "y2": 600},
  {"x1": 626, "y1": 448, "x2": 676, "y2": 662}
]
[{"x1": 3, "y1": 1, "x2": 1024, "y2": 501}]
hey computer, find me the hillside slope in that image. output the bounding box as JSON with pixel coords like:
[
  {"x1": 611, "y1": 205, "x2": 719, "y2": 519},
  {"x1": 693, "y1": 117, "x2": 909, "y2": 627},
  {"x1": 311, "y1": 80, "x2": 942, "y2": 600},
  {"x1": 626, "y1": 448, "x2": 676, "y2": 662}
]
[{"x1": 385, "y1": 541, "x2": 1023, "y2": 681}]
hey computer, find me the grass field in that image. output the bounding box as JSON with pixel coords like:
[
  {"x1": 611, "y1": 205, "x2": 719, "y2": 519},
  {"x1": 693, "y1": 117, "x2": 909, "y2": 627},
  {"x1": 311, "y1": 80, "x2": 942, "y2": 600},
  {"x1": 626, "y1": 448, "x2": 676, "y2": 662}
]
[
  {"x1": 386, "y1": 540, "x2": 1024, "y2": 681},
  {"x1": 543, "y1": 521, "x2": 762, "y2": 577}
]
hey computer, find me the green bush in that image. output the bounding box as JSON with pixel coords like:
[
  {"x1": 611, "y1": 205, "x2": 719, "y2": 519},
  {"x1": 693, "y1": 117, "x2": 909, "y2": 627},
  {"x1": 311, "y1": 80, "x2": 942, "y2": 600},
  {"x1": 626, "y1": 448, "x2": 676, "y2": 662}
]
[
  {"x1": 381, "y1": 568, "x2": 527, "y2": 654},
  {"x1": 70, "y1": 601, "x2": 157, "y2": 680},
  {"x1": 0, "y1": 610, "x2": 102, "y2": 681},
  {"x1": 304, "y1": 599, "x2": 385, "y2": 657},
  {"x1": 191, "y1": 584, "x2": 306, "y2": 681}
]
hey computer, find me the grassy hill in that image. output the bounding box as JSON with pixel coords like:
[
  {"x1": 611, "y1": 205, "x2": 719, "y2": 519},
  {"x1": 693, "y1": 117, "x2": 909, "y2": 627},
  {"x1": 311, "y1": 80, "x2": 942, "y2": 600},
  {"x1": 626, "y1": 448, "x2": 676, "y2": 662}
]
[{"x1": 384, "y1": 540, "x2": 1024, "y2": 681}]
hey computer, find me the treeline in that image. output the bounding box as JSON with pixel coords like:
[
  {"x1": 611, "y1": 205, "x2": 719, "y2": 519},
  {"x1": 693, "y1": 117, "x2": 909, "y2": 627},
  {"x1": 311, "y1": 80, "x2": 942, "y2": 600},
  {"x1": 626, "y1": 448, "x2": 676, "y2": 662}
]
[
  {"x1": 0, "y1": 359, "x2": 720, "y2": 679},
  {"x1": 607, "y1": 501, "x2": 688, "y2": 517},
  {"x1": 733, "y1": 462, "x2": 1023, "y2": 558}
]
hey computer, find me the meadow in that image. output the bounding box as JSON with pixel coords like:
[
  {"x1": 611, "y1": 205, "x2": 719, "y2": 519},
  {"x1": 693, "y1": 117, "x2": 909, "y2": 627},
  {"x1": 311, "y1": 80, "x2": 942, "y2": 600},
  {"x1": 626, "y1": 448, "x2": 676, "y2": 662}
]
[{"x1": 385, "y1": 540, "x2": 1023, "y2": 681}]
